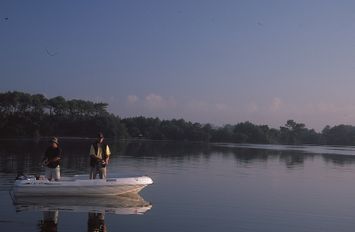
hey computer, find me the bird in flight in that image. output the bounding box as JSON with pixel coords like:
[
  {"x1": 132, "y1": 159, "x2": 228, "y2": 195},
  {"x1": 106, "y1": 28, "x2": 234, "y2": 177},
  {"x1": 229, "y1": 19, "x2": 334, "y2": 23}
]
[{"x1": 45, "y1": 48, "x2": 58, "y2": 57}]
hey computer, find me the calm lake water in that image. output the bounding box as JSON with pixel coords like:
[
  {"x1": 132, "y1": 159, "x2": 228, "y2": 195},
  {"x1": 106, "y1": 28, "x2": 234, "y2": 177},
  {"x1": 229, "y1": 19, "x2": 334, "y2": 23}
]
[{"x1": 2, "y1": 139, "x2": 355, "y2": 231}]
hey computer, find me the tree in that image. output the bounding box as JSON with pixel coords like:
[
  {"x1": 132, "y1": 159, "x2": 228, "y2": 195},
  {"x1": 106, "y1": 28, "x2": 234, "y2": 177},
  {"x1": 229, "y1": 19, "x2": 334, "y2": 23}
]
[{"x1": 49, "y1": 96, "x2": 67, "y2": 116}]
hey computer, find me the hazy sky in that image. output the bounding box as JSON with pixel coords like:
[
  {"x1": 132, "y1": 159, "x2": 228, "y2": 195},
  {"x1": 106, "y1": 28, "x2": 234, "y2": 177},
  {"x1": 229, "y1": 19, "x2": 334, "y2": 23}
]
[{"x1": 2, "y1": 1, "x2": 355, "y2": 130}]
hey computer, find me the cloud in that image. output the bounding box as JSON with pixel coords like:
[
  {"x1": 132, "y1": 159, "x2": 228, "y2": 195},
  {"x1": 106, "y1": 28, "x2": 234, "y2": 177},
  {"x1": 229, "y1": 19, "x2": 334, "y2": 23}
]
[
  {"x1": 144, "y1": 93, "x2": 177, "y2": 110},
  {"x1": 314, "y1": 102, "x2": 337, "y2": 113},
  {"x1": 145, "y1": 93, "x2": 165, "y2": 109},
  {"x1": 215, "y1": 103, "x2": 229, "y2": 111},
  {"x1": 108, "y1": 96, "x2": 116, "y2": 102},
  {"x1": 186, "y1": 100, "x2": 209, "y2": 112},
  {"x1": 127, "y1": 95, "x2": 139, "y2": 104},
  {"x1": 270, "y1": 97, "x2": 283, "y2": 111},
  {"x1": 247, "y1": 102, "x2": 259, "y2": 113}
]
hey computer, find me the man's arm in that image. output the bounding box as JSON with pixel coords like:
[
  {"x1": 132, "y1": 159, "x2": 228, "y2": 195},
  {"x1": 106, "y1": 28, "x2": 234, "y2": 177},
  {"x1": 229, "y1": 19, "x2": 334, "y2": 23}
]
[
  {"x1": 89, "y1": 145, "x2": 96, "y2": 158},
  {"x1": 105, "y1": 145, "x2": 111, "y2": 163},
  {"x1": 42, "y1": 148, "x2": 49, "y2": 165}
]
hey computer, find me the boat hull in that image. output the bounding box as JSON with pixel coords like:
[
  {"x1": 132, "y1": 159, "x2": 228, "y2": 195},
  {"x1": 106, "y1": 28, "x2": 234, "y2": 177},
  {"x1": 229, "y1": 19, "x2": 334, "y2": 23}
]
[{"x1": 12, "y1": 176, "x2": 153, "y2": 197}]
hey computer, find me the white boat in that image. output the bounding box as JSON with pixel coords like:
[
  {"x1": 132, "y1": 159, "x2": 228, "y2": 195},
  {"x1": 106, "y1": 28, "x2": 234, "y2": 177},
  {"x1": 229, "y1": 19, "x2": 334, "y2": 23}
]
[
  {"x1": 13, "y1": 193, "x2": 152, "y2": 215},
  {"x1": 12, "y1": 174, "x2": 153, "y2": 197}
]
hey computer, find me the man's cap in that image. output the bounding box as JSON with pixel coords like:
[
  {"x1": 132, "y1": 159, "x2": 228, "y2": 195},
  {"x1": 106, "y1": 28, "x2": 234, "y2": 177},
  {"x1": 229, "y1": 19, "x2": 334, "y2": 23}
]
[
  {"x1": 97, "y1": 132, "x2": 104, "y2": 139},
  {"x1": 51, "y1": 137, "x2": 59, "y2": 145}
]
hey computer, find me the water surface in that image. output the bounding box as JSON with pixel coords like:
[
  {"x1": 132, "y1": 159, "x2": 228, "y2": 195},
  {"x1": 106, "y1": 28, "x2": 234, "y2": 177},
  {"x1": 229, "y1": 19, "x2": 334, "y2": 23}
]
[{"x1": 1, "y1": 140, "x2": 355, "y2": 231}]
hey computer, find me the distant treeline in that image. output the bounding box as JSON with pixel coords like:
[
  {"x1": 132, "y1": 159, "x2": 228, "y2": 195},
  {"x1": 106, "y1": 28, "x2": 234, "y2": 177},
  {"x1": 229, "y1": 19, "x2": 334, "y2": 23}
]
[
  {"x1": 1, "y1": 91, "x2": 355, "y2": 145},
  {"x1": 0, "y1": 91, "x2": 126, "y2": 138}
]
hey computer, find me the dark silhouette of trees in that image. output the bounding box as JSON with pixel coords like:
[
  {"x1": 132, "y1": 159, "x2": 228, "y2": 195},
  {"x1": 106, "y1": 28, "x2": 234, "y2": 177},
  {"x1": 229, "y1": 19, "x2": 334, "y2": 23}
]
[
  {"x1": 278, "y1": 120, "x2": 320, "y2": 144},
  {"x1": 1, "y1": 91, "x2": 355, "y2": 146},
  {"x1": 232, "y1": 122, "x2": 269, "y2": 143},
  {"x1": 321, "y1": 124, "x2": 355, "y2": 145},
  {"x1": 0, "y1": 91, "x2": 125, "y2": 138},
  {"x1": 121, "y1": 117, "x2": 211, "y2": 141}
]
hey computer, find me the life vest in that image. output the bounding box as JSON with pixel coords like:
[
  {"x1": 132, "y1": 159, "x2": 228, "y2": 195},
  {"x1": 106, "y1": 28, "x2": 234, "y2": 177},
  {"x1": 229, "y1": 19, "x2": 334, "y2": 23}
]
[{"x1": 90, "y1": 143, "x2": 108, "y2": 167}]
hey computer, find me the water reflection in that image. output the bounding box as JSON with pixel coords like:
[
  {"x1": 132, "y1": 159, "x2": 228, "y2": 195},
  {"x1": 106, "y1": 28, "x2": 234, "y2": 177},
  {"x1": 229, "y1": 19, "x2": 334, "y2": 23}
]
[
  {"x1": 87, "y1": 212, "x2": 106, "y2": 232},
  {"x1": 322, "y1": 154, "x2": 355, "y2": 166},
  {"x1": 37, "y1": 210, "x2": 109, "y2": 232},
  {"x1": 211, "y1": 144, "x2": 355, "y2": 169},
  {"x1": 13, "y1": 193, "x2": 152, "y2": 215},
  {"x1": 278, "y1": 152, "x2": 307, "y2": 168},
  {"x1": 216, "y1": 147, "x2": 309, "y2": 168},
  {"x1": 214, "y1": 145, "x2": 355, "y2": 168},
  {"x1": 3, "y1": 139, "x2": 355, "y2": 178},
  {"x1": 13, "y1": 193, "x2": 151, "y2": 232},
  {"x1": 38, "y1": 211, "x2": 58, "y2": 232}
]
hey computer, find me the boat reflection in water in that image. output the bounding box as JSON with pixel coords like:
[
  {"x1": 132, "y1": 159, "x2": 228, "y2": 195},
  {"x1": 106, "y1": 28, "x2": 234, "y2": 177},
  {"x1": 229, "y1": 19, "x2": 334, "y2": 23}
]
[
  {"x1": 13, "y1": 194, "x2": 152, "y2": 232},
  {"x1": 37, "y1": 210, "x2": 109, "y2": 232},
  {"x1": 13, "y1": 193, "x2": 152, "y2": 215},
  {"x1": 87, "y1": 212, "x2": 106, "y2": 232}
]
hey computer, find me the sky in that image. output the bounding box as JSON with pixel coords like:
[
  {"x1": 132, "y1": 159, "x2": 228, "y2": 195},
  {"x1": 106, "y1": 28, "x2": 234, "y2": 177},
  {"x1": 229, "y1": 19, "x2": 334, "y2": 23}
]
[{"x1": 1, "y1": 1, "x2": 355, "y2": 131}]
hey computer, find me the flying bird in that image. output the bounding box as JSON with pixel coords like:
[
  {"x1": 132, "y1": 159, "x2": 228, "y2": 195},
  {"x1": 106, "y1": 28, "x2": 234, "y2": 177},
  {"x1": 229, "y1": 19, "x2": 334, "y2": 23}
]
[{"x1": 45, "y1": 48, "x2": 58, "y2": 57}]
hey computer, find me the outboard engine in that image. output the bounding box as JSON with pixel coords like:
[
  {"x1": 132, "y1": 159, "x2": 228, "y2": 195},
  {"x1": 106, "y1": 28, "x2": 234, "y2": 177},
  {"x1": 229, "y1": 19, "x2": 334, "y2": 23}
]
[
  {"x1": 15, "y1": 174, "x2": 36, "y2": 181},
  {"x1": 15, "y1": 173, "x2": 26, "y2": 180}
]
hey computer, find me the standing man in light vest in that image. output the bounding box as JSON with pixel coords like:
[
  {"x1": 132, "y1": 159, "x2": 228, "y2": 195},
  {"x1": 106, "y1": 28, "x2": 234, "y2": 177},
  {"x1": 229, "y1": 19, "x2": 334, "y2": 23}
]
[{"x1": 89, "y1": 132, "x2": 111, "y2": 179}]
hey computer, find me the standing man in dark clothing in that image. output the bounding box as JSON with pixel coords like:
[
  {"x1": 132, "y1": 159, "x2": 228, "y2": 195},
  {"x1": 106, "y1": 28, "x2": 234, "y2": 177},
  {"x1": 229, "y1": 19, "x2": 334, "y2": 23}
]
[
  {"x1": 89, "y1": 133, "x2": 111, "y2": 179},
  {"x1": 42, "y1": 137, "x2": 62, "y2": 181}
]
